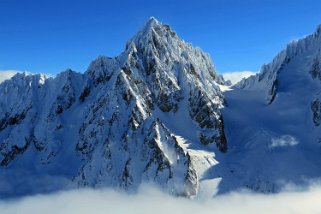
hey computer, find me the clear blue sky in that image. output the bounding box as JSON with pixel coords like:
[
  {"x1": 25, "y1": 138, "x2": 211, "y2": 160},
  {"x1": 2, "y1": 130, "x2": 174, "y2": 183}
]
[{"x1": 1, "y1": 0, "x2": 321, "y2": 74}]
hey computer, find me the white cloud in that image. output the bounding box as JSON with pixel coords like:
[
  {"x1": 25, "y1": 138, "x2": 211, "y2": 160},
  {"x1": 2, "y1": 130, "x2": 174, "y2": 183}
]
[
  {"x1": 222, "y1": 71, "x2": 256, "y2": 85},
  {"x1": 0, "y1": 70, "x2": 19, "y2": 83},
  {"x1": 270, "y1": 135, "x2": 299, "y2": 148},
  {"x1": 1, "y1": 184, "x2": 321, "y2": 214}
]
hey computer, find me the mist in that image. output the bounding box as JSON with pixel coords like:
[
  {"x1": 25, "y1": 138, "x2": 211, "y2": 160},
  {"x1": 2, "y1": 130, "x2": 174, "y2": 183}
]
[{"x1": 1, "y1": 183, "x2": 321, "y2": 214}]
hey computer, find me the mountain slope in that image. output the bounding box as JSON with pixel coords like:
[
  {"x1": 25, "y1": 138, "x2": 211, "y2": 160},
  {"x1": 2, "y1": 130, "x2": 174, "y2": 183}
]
[
  {"x1": 0, "y1": 17, "x2": 226, "y2": 198},
  {"x1": 219, "y1": 25, "x2": 321, "y2": 193}
]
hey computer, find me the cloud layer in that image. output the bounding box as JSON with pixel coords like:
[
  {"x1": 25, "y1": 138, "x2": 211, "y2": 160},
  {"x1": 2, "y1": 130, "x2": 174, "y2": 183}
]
[
  {"x1": 1, "y1": 184, "x2": 321, "y2": 214},
  {"x1": 222, "y1": 71, "x2": 256, "y2": 85}
]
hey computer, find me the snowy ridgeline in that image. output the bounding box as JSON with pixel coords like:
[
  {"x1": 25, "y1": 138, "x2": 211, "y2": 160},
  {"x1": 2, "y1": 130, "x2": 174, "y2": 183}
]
[
  {"x1": 1, "y1": 18, "x2": 321, "y2": 199},
  {"x1": 236, "y1": 25, "x2": 321, "y2": 103},
  {"x1": 220, "y1": 24, "x2": 321, "y2": 194},
  {"x1": 0, "y1": 17, "x2": 227, "y2": 198}
]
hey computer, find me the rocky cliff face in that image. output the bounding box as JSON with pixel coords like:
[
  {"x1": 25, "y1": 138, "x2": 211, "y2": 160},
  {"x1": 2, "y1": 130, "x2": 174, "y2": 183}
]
[{"x1": 0, "y1": 17, "x2": 226, "y2": 198}]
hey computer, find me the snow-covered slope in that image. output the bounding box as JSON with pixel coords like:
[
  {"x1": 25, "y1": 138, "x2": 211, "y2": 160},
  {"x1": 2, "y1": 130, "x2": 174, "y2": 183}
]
[
  {"x1": 220, "y1": 25, "x2": 321, "y2": 193},
  {"x1": 0, "y1": 17, "x2": 227, "y2": 198},
  {"x1": 236, "y1": 25, "x2": 321, "y2": 104}
]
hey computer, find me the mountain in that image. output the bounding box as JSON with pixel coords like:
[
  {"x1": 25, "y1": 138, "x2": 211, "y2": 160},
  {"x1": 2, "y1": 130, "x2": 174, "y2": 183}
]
[
  {"x1": 0, "y1": 17, "x2": 227, "y2": 198},
  {"x1": 2, "y1": 17, "x2": 321, "y2": 199},
  {"x1": 236, "y1": 25, "x2": 321, "y2": 104},
  {"x1": 219, "y1": 25, "x2": 321, "y2": 193}
]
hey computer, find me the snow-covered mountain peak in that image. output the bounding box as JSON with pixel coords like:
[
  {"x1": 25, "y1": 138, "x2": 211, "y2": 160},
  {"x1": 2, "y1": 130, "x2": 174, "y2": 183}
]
[
  {"x1": 126, "y1": 17, "x2": 179, "y2": 53},
  {"x1": 6, "y1": 72, "x2": 47, "y2": 86},
  {"x1": 86, "y1": 56, "x2": 120, "y2": 84},
  {"x1": 315, "y1": 24, "x2": 321, "y2": 37},
  {"x1": 134, "y1": 16, "x2": 169, "y2": 38},
  {"x1": 124, "y1": 17, "x2": 221, "y2": 90},
  {"x1": 0, "y1": 17, "x2": 227, "y2": 198},
  {"x1": 142, "y1": 16, "x2": 161, "y2": 30},
  {"x1": 236, "y1": 23, "x2": 321, "y2": 104}
]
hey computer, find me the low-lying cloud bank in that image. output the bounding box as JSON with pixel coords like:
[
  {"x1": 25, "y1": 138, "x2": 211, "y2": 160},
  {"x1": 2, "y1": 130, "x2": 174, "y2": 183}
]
[
  {"x1": 222, "y1": 71, "x2": 256, "y2": 85},
  {"x1": 1, "y1": 184, "x2": 321, "y2": 214}
]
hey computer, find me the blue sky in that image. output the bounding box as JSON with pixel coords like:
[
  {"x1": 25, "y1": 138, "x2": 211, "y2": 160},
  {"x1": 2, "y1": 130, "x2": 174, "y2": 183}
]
[{"x1": 0, "y1": 0, "x2": 321, "y2": 74}]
